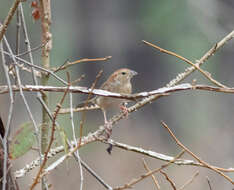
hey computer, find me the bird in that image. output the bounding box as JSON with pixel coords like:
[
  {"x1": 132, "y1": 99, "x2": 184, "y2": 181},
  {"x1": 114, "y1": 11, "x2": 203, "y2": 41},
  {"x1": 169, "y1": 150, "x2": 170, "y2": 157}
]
[{"x1": 77, "y1": 68, "x2": 137, "y2": 135}]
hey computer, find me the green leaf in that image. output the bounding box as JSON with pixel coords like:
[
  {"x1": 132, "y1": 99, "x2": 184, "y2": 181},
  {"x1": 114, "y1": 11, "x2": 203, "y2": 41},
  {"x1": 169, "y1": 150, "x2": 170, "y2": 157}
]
[{"x1": 9, "y1": 122, "x2": 36, "y2": 159}]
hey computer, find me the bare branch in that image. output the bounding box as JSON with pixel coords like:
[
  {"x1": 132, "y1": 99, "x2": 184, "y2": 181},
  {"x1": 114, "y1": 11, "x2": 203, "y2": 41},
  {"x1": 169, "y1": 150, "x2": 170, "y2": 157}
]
[
  {"x1": 30, "y1": 81, "x2": 70, "y2": 190},
  {"x1": 178, "y1": 171, "x2": 199, "y2": 190},
  {"x1": 166, "y1": 30, "x2": 234, "y2": 87},
  {"x1": 206, "y1": 176, "x2": 213, "y2": 190},
  {"x1": 1, "y1": 83, "x2": 234, "y2": 101},
  {"x1": 102, "y1": 139, "x2": 234, "y2": 172},
  {"x1": 0, "y1": 0, "x2": 25, "y2": 42},
  {"x1": 143, "y1": 40, "x2": 228, "y2": 88},
  {"x1": 160, "y1": 170, "x2": 176, "y2": 190},
  {"x1": 161, "y1": 121, "x2": 234, "y2": 185},
  {"x1": 53, "y1": 56, "x2": 112, "y2": 72},
  {"x1": 142, "y1": 159, "x2": 160, "y2": 190},
  {"x1": 113, "y1": 151, "x2": 185, "y2": 190}
]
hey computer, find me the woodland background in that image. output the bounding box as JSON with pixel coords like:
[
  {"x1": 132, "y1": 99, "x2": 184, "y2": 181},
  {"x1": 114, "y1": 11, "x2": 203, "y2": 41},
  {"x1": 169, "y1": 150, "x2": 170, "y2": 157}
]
[{"x1": 0, "y1": 0, "x2": 234, "y2": 189}]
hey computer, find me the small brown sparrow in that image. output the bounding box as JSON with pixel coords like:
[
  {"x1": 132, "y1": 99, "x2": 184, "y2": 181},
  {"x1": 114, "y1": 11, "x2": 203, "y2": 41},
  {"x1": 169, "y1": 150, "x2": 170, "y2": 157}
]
[{"x1": 78, "y1": 68, "x2": 137, "y2": 130}]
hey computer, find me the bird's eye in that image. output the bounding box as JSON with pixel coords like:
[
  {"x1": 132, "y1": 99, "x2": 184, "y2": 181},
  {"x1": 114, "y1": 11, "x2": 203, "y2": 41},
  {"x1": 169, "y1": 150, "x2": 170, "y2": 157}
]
[{"x1": 121, "y1": 72, "x2": 126, "y2": 75}]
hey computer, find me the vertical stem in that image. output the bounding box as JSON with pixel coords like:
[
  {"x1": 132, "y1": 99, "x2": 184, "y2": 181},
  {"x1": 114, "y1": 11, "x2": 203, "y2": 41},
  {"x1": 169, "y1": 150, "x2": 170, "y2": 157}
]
[
  {"x1": 39, "y1": 0, "x2": 52, "y2": 154},
  {"x1": 39, "y1": 0, "x2": 52, "y2": 189}
]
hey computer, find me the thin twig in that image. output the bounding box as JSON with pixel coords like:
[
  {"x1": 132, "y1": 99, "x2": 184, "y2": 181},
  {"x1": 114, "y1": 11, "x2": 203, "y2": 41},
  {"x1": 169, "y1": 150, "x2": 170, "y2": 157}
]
[
  {"x1": 78, "y1": 159, "x2": 113, "y2": 190},
  {"x1": 16, "y1": 6, "x2": 21, "y2": 55},
  {"x1": 113, "y1": 151, "x2": 185, "y2": 190},
  {"x1": 3, "y1": 36, "x2": 40, "y2": 151},
  {"x1": 0, "y1": 0, "x2": 24, "y2": 42},
  {"x1": 160, "y1": 170, "x2": 176, "y2": 190},
  {"x1": 67, "y1": 73, "x2": 83, "y2": 190},
  {"x1": 142, "y1": 159, "x2": 160, "y2": 190},
  {"x1": 30, "y1": 81, "x2": 70, "y2": 190},
  {"x1": 178, "y1": 170, "x2": 199, "y2": 190},
  {"x1": 0, "y1": 41, "x2": 15, "y2": 190},
  {"x1": 16, "y1": 41, "x2": 48, "y2": 57},
  {"x1": 165, "y1": 30, "x2": 234, "y2": 88},
  {"x1": 59, "y1": 105, "x2": 99, "y2": 114},
  {"x1": 53, "y1": 56, "x2": 112, "y2": 72},
  {"x1": 2, "y1": 50, "x2": 67, "y2": 85},
  {"x1": 161, "y1": 121, "x2": 234, "y2": 185},
  {"x1": 143, "y1": 40, "x2": 228, "y2": 88},
  {"x1": 78, "y1": 70, "x2": 103, "y2": 147},
  {"x1": 206, "y1": 176, "x2": 213, "y2": 190},
  {"x1": 71, "y1": 74, "x2": 85, "y2": 85}
]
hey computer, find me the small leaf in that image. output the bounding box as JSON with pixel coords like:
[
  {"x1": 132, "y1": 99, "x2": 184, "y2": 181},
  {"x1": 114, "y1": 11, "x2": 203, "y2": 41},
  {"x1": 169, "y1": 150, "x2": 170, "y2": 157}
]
[{"x1": 9, "y1": 122, "x2": 36, "y2": 159}]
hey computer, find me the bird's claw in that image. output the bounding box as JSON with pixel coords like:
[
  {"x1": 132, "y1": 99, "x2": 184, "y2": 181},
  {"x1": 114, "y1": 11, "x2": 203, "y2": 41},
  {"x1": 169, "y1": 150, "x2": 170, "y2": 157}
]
[
  {"x1": 120, "y1": 105, "x2": 129, "y2": 118},
  {"x1": 104, "y1": 121, "x2": 112, "y2": 139}
]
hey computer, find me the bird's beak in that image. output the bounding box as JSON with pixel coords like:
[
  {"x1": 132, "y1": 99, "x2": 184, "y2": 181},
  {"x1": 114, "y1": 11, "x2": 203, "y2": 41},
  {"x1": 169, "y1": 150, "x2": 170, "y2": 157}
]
[{"x1": 130, "y1": 70, "x2": 138, "y2": 77}]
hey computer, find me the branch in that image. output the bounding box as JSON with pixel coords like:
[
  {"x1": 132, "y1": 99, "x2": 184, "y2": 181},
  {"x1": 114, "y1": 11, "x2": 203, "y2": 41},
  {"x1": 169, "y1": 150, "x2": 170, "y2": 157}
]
[
  {"x1": 142, "y1": 159, "x2": 160, "y2": 190},
  {"x1": 160, "y1": 170, "x2": 176, "y2": 190},
  {"x1": 12, "y1": 30, "x2": 234, "y2": 185},
  {"x1": 165, "y1": 30, "x2": 234, "y2": 87},
  {"x1": 53, "y1": 56, "x2": 112, "y2": 72},
  {"x1": 178, "y1": 170, "x2": 199, "y2": 190},
  {"x1": 143, "y1": 40, "x2": 228, "y2": 88},
  {"x1": 113, "y1": 151, "x2": 185, "y2": 190},
  {"x1": 0, "y1": 0, "x2": 25, "y2": 42},
  {"x1": 102, "y1": 139, "x2": 234, "y2": 172},
  {"x1": 14, "y1": 130, "x2": 234, "y2": 180},
  {"x1": 1, "y1": 83, "x2": 234, "y2": 100},
  {"x1": 30, "y1": 81, "x2": 70, "y2": 190},
  {"x1": 161, "y1": 121, "x2": 234, "y2": 185}
]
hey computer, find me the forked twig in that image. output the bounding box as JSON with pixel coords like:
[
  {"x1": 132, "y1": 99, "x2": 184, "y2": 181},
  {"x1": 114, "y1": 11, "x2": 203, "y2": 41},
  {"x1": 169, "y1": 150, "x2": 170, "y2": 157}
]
[
  {"x1": 53, "y1": 56, "x2": 112, "y2": 72},
  {"x1": 178, "y1": 170, "x2": 199, "y2": 190},
  {"x1": 142, "y1": 159, "x2": 160, "y2": 190},
  {"x1": 161, "y1": 121, "x2": 234, "y2": 185},
  {"x1": 113, "y1": 151, "x2": 185, "y2": 190},
  {"x1": 143, "y1": 40, "x2": 228, "y2": 88},
  {"x1": 0, "y1": 0, "x2": 24, "y2": 42}
]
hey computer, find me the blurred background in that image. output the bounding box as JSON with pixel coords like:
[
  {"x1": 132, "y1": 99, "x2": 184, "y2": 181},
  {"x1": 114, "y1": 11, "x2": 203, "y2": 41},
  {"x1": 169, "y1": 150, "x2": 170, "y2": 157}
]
[{"x1": 1, "y1": 0, "x2": 234, "y2": 189}]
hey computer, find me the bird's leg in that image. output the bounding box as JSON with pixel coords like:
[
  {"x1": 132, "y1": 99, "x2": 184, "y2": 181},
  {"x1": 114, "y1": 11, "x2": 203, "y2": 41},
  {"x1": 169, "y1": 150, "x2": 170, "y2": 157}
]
[
  {"x1": 120, "y1": 102, "x2": 129, "y2": 118},
  {"x1": 102, "y1": 109, "x2": 112, "y2": 138}
]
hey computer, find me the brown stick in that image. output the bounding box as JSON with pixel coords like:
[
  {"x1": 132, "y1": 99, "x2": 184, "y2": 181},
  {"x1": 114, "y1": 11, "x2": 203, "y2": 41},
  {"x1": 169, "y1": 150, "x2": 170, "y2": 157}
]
[
  {"x1": 0, "y1": 0, "x2": 24, "y2": 42},
  {"x1": 161, "y1": 121, "x2": 234, "y2": 185}
]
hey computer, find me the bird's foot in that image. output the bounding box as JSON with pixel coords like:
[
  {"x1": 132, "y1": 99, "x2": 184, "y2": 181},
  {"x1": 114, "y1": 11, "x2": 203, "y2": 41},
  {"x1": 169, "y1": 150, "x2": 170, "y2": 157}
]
[
  {"x1": 104, "y1": 121, "x2": 112, "y2": 139},
  {"x1": 120, "y1": 104, "x2": 129, "y2": 118}
]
